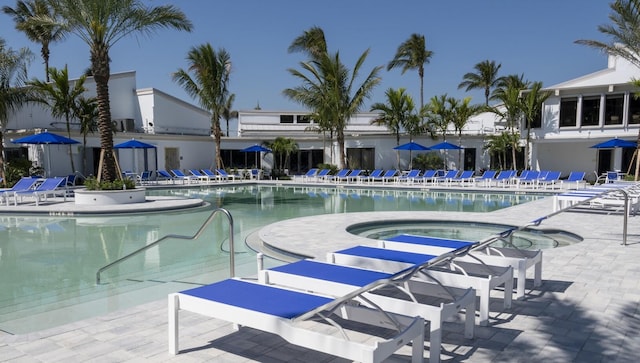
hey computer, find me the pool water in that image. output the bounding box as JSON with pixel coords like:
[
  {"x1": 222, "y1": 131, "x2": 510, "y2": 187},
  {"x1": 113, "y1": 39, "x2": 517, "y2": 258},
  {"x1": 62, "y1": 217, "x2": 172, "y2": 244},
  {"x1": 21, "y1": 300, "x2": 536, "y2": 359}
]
[{"x1": 0, "y1": 185, "x2": 544, "y2": 334}]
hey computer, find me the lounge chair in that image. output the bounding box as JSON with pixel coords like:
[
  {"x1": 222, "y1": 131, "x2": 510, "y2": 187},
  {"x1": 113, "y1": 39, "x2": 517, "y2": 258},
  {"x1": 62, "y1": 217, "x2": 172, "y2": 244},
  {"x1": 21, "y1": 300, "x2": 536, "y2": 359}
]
[
  {"x1": 514, "y1": 170, "x2": 541, "y2": 188},
  {"x1": 296, "y1": 168, "x2": 318, "y2": 182},
  {"x1": 343, "y1": 169, "x2": 362, "y2": 183},
  {"x1": 201, "y1": 168, "x2": 222, "y2": 182},
  {"x1": 12, "y1": 177, "x2": 66, "y2": 206},
  {"x1": 395, "y1": 169, "x2": 421, "y2": 184},
  {"x1": 215, "y1": 168, "x2": 237, "y2": 181},
  {"x1": 312, "y1": 168, "x2": 331, "y2": 182},
  {"x1": 259, "y1": 259, "x2": 476, "y2": 363},
  {"x1": 416, "y1": 169, "x2": 437, "y2": 184},
  {"x1": 380, "y1": 169, "x2": 399, "y2": 184},
  {"x1": 171, "y1": 169, "x2": 198, "y2": 184},
  {"x1": 325, "y1": 169, "x2": 350, "y2": 183},
  {"x1": 156, "y1": 170, "x2": 177, "y2": 184},
  {"x1": 379, "y1": 233, "x2": 542, "y2": 301},
  {"x1": 187, "y1": 169, "x2": 207, "y2": 182},
  {"x1": 472, "y1": 170, "x2": 497, "y2": 187},
  {"x1": 491, "y1": 170, "x2": 517, "y2": 187},
  {"x1": 449, "y1": 170, "x2": 474, "y2": 186},
  {"x1": 361, "y1": 169, "x2": 382, "y2": 184},
  {"x1": 327, "y1": 245, "x2": 513, "y2": 326},
  {"x1": 536, "y1": 171, "x2": 561, "y2": 189},
  {"x1": 138, "y1": 171, "x2": 154, "y2": 185},
  {"x1": 0, "y1": 177, "x2": 40, "y2": 206},
  {"x1": 431, "y1": 170, "x2": 458, "y2": 185},
  {"x1": 169, "y1": 278, "x2": 426, "y2": 363},
  {"x1": 560, "y1": 171, "x2": 587, "y2": 190}
]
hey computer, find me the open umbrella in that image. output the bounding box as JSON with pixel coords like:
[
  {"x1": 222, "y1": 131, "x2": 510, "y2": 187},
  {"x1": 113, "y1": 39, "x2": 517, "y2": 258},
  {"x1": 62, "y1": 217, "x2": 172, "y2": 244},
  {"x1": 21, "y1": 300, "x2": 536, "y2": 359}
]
[
  {"x1": 393, "y1": 141, "x2": 430, "y2": 151},
  {"x1": 12, "y1": 131, "x2": 79, "y2": 176},
  {"x1": 241, "y1": 144, "x2": 272, "y2": 168},
  {"x1": 429, "y1": 141, "x2": 463, "y2": 170},
  {"x1": 589, "y1": 138, "x2": 637, "y2": 149},
  {"x1": 114, "y1": 138, "x2": 157, "y2": 175},
  {"x1": 393, "y1": 142, "x2": 430, "y2": 170}
]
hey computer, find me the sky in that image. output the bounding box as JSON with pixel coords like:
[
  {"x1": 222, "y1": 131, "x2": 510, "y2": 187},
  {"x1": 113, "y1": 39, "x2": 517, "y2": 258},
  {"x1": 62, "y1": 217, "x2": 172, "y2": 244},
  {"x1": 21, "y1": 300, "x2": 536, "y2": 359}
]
[{"x1": 0, "y1": 0, "x2": 617, "y2": 112}]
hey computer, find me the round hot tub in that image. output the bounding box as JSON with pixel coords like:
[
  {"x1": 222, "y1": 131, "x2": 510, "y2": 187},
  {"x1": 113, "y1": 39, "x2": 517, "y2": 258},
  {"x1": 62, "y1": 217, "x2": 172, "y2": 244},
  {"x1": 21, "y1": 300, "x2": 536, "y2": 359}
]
[{"x1": 347, "y1": 219, "x2": 582, "y2": 250}]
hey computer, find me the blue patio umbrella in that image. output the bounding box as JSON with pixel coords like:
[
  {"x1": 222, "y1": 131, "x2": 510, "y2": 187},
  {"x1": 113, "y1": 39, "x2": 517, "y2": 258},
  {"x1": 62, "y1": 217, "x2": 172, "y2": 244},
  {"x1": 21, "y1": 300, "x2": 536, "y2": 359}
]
[
  {"x1": 393, "y1": 141, "x2": 430, "y2": 151},
  {"x1": 429, "y1": 141, "x2": 463, "y2": 150},
  {"x1": 114, "y1": 138, "x2": 157, "y2": 174},
  {"x1": 114, "y1": 138, "x2": 156, "y2": 149},
  {"x1": 241, "y1": 144, "x2": 272, "y2": 168},
  {"x1": 429, "y1": 141, "x2": 463, "y2": 170},
  {"x1": 589, "y1": 138, "x2": 637, "y2": 149},
  {"x1": 12, "y1": 131, "x2": 79, "y2": 176},
  {"x1": 393, "y1": 142, "x2": 430, "y2": 169}
]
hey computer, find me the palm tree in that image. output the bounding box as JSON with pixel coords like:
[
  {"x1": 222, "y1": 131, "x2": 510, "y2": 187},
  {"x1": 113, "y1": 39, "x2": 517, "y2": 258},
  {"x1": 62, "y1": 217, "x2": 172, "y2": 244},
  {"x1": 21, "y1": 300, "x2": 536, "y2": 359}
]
[
  {"x1": 424, "y1": 94, "x2": 452, "y2": 141},
  {"x1": 28, "y1": 65, "x2": 86, "y2": 171},
  {"x1": 520, "y1": 81, "x2": 551, "y2": 170},
  {"x1": 173, "y1": 43, "x2": 231, "y2": 170},
  {"x1": 575, "y1": 0, "x2": 640, "y2": 180},
  {"x1": 268, "y1": 136, "x2": 298, "y2": 177},
  {"x1": 490, "y1": 79, "x2": 527, "y2": 169},
  {"x1": 451, "y1": 97, "x2": 483, "y2": 168},
  {"x1": 458, "y1": 60, "x2": 502, "y2": 106},
  {"x1": 284, "y1": 27, "x2": 381, "y2": 169},
  {"x1": 484, "y1": 132, "x2": 512, "y2": 170},
  {"x1": 370, "y1": 87, "x2": 418, "y2": 169},
  {"x1": 74, "y1": 96, "x2": 98, "y2": 175},
  {"x1": 45, "y1": 0, "x2": 192, "y2": 182},
  {"x1": 3, "y1": 0, "x2": 63, "y2": 82},
  {"x1": 387, "y1": 33, "x2": 433, "y2": 111},
  {"x1": 0, "y1": 38, "x2": 32, "y2": 186},
  {"x1": 221, "y1": 93, "x2": 238, "y2": 137}
]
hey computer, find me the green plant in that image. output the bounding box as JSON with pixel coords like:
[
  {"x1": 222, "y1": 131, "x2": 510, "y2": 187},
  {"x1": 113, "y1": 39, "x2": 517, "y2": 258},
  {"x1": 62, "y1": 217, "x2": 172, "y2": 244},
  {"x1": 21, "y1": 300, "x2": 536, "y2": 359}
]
[
  {"x1": 412, "y1": 153, "x2": 443, "y2": 170},
  {"x1": 317, "y1": 163, "x2": 338, "y2": 173},
  {"x1": 84, "y1": 176, "x2": 135, "y2": 190}
]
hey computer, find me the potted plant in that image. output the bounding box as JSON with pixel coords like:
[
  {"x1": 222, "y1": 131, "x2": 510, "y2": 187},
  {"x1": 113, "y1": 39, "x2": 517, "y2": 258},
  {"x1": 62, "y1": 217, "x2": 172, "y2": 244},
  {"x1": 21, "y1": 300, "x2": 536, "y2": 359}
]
[{"x1": 74, "y1": 176, "x2": 146, "y2": 205}]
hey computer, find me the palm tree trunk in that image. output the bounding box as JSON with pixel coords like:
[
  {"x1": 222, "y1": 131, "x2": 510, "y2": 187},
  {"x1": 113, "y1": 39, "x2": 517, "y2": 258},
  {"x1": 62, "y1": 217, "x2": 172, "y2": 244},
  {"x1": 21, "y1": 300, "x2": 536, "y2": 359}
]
[
  {"x1": 0, "y1": 130, "x2": 6, "y2": 186},
  {"x1": 635, "y1": 128, "x2": 640, "y2": 181},
  {"x1": 213, "y1": 118, "x2": 223, "y2": 169},
  {"x1": 92, "y1": 43, "x2": 116, "y2": 182}
]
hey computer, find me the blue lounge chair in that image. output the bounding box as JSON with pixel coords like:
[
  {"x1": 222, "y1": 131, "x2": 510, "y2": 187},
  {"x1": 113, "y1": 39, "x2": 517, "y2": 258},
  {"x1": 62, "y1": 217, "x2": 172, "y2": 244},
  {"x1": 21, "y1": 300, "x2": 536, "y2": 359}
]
[
  {"x1": 216, "y1": 168, "x2": 238, "y2": 182},
  {"x1": 432, "y1": 170, "x2": 458, "y2": 185},
  {"x1": 326, "y1": 169, "x2": 349, "y2": 183},
  {"x1": 260, "y1": 259, "x2": 475, "y2": 363},
  {"x1": 363, "y1": 169, "x2": 383, "y2": 184},
  {"x1": 297, "y1": 168, "x2": 318, "y2": 182},
  {"x1": 12, "y1": 177, "x2": 66, "y2": 206},
  {"x1": 343, "y1": 169, "x2": 362, "y2": 183},
  {"x1": 156, "y1": 170, "x2": 177, "y2": 184},
  {"x1": 536, "y1": 170, "x2": 562, "y2": 189},
  {"x1": 201, "y1": 169, "x2": 222, "y2": 182},
  {"x1": 312, "y1": 168, "x2": 331, "y2": 182},
  {"x1": 492, "y1": 170, "x2": 516, "y2": 187},
  {"x1": 449, "y1": 170, "x2": 475, "y2": 186},
  {"x1": 561, "y1": 171, "x2": 586, "y2": 190},
  {"x1": 416, "y1": 169, "x2": 437, "y2": 184},
  {"x1": 169, "y1": 277, "x2": 426, "y2": 362},
  {"x1": 395, "y1": 169, "x2": 421, "y2": 184},
  {"x1": 380, "y1": 233, "x2": 543, "y2": 301},
  {"x1": 171, "y1": 169, "x2": 198, "y2": 184},
  {"x1": 380, "y1": 169, "x2": 398, "y2": 184},
  {"x1": 0, "y1": 177, "x2": 39, "y2": 206},
  {"x1": 515, "y1": 170, "x2": 540, "y2": 188},
  {"x1": 328, "y1": 245, "x2": 513, "y2": 326},
  {"x1": 472, "y1": 170, "x2": 497, "y2": 187}
]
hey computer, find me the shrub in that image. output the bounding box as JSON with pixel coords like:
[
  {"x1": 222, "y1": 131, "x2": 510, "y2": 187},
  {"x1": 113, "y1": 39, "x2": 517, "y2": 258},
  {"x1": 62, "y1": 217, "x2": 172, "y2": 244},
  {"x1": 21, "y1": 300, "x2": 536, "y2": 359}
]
[
  {"x1": 412, "y1": 152, "x2": 444, "y2": 170},
  {"x1": 84, "y1": 176, "x2": 136, "y2": 190}
]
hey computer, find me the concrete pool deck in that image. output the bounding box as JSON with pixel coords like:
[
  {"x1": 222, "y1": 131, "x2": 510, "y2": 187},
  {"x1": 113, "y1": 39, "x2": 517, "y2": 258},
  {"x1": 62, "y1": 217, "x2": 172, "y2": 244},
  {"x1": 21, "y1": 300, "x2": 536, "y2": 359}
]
[{"x1": 1, "y1": 183, "x2": 639, "y2": 362}]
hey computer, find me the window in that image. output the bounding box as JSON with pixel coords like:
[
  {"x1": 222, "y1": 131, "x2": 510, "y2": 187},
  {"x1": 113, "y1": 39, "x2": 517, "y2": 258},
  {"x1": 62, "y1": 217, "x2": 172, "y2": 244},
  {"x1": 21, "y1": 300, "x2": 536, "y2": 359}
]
[
  {"x1": 559, "y1": 98, "x2": 577, "y2": 127},
  {"x1": 581, "y1": 96, "x2": 600, "y2": 126},
  {"x1": 296, "y1": 115, "x2": 311, "y2": 123},
  {"x1": 280, "y1": 115, "x2": 294, "y2": 123},
  {"x1": 604, "y1": 94, "x2": 623, "y2": 125},
  {"x1": 629, "y1": 95, "x2": 640, "y2": 124}
]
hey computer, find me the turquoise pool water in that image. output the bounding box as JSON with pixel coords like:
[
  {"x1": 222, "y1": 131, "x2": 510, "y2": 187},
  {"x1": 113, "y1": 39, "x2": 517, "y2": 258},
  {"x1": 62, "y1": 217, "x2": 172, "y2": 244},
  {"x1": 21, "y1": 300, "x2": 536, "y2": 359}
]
[{"x1": 0, "y1": 185, "x2": 544, "y2": 334}]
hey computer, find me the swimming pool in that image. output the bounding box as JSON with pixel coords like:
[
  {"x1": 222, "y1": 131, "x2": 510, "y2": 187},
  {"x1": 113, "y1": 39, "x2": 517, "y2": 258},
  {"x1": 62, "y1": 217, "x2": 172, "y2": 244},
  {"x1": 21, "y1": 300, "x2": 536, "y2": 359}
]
[{"x1": 0, "y1": 185, "x2": 545, "y2": 334}]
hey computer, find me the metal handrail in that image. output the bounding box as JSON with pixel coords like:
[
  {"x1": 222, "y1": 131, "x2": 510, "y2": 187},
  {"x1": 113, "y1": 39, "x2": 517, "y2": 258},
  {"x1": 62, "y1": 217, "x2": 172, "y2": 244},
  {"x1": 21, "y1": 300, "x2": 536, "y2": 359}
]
[{"x1": 96, "y1": 208, "x2": 234, "y2": 284}]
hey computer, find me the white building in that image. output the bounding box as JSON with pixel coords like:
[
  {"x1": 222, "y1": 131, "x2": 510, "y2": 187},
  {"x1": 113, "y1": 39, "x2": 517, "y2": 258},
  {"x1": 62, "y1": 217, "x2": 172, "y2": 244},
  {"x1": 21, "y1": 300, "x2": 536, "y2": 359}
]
[{"x1": 5, "y1": 71, "x2": 215, "y2": 177}]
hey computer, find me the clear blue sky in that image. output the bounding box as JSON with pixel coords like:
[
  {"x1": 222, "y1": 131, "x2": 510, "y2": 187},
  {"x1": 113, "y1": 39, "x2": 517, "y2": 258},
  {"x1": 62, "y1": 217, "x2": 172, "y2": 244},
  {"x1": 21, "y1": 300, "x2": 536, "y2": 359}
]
[{"x1": 0, "y1": 0, "x2": 616, "y2": 112}]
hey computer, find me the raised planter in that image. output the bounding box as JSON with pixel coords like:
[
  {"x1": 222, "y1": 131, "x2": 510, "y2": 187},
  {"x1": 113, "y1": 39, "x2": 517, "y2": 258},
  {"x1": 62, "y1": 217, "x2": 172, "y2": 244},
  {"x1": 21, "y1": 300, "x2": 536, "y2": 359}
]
[{"x1": 74, "y1": 188, "x2": 146, "y2": 205}]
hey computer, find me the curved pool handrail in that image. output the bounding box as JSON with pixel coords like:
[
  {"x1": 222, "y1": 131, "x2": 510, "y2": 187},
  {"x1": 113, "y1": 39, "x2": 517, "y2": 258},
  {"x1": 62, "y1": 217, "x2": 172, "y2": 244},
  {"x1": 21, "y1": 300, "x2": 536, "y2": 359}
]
[{"x1": 95, "y1": 207, "x2": 234, "y2": 285}]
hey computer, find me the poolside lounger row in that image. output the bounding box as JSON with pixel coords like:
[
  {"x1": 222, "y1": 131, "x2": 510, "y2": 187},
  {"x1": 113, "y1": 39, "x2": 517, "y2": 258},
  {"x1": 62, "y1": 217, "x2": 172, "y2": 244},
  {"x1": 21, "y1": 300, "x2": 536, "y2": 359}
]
[
  {"x1": 170, "y1": 219, "x2": 545, "y2": 362},
  {"x1": 0, "y1": 177, "x2": 68, "y2": 206}
]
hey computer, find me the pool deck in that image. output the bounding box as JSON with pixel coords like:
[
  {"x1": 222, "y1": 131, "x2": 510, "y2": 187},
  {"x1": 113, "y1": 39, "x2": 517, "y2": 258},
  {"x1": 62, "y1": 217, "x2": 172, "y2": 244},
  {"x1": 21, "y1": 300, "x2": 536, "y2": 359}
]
[{"x1": 1, "y1": 182, "x2": 640, "y2": 362}]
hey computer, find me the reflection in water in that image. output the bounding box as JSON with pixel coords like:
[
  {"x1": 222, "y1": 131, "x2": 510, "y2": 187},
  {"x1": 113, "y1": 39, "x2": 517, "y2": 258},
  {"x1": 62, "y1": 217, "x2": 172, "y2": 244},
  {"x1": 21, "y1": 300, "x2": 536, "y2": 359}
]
[{"x1": 0, "y1": 185, "x2": 544, "y2": 333}]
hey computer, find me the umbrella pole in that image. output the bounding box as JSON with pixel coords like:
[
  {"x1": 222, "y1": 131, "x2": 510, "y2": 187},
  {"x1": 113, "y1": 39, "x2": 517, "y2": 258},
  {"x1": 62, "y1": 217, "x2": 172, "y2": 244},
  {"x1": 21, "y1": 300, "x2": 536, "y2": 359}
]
[{"x1": 46, "y1": 145, "x2": 51, "y2": 177}]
